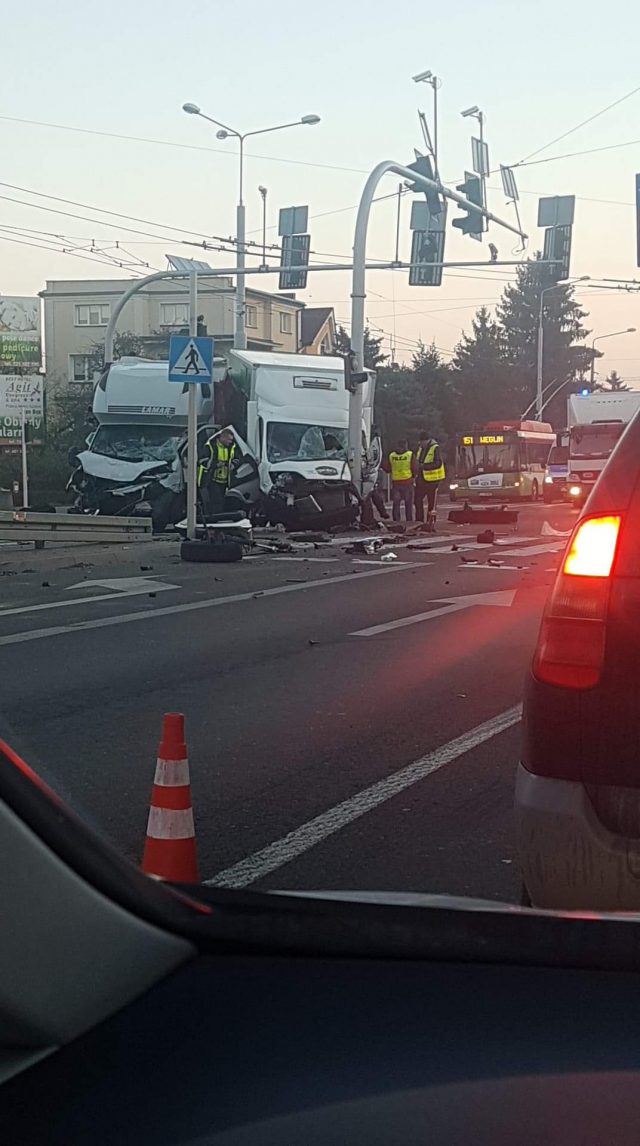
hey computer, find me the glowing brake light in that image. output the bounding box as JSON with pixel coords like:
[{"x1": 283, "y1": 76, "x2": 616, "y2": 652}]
[
  {"x1": 533, "y1": 515, "x2": 622, "y2": 690},
  {"x1": 564, "y1": 516, "x2": 621, "y2": 578}
]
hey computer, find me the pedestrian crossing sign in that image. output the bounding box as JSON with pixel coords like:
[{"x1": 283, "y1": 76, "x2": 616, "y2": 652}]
[{"x1": 168, "y1": 334, "x2": 214, "y2": 383}]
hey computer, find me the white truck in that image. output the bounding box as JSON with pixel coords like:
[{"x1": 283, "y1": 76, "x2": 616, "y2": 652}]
[
  {"x1": 215, "y1": 349, "x2": 377, "y2": 531},
  {"x1": 67, "y1": 356, "x2": 220, "y2": 530},
  {"x1": 68, "y1": 350, "x2": 378, "y2": 533},
  {"x1": 566, "y1": 390, "x2": 640, "y2": 504}
]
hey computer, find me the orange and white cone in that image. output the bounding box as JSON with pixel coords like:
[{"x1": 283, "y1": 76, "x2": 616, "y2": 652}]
[{"x1": 142, "y1": 713, "x2": 199, "y2": 883}]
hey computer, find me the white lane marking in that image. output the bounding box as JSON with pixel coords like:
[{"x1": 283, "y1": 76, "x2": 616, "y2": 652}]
[
  {"x1": 0, "y1": 582, "x2": 177, "y2": 619},
  {"x1": 0, "y1": 562, "x2": 422, "y2": 648},
  {"x1": 350, "y1": 589, "x2": 516, "y2": 637},
  {"x1": 353, "y1": 558, "x2": 433, "y2": 567},
  {"x1": 205, "y1": 705, "x2": 522, "y2": 888},
  {"x1": 495, "y1": 542, "x2": 564, "y2": 557},
  {"x1": 274, "y1": 556, "x2": 338, "y2": 563},
  {"x1": 542, "y1": 521, "x2": 571, "y2": 537},
  {"x1": 66, "y1": 576, "x2": 175, "y2": 593},
  {"x1": 457, "y1": 564, "x2": 521, "y2": 571}
]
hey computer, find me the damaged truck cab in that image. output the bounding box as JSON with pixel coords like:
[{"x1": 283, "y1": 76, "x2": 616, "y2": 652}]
[{"x1": 216, "y1": 350, "x2": 376, "y2": 531}]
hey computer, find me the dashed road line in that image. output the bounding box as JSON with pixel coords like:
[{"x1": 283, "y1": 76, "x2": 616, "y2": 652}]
[{"x1": 205, "y1": 705, "x2": 522, "y2": 888}]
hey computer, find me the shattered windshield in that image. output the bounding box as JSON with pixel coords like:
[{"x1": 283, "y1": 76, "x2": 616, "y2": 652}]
[
  {"x1": 90, "y1": 424, "x2": 183, "y2": 464},
  {"x1": 266, "y1": 422, "x2": 348, "y2": 463}
]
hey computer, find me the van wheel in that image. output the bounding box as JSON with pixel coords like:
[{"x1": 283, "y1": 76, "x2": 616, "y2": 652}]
[
  {"x1": 180, "y1": 539, "x2": 243, "y2": 563},
  {"x1": 530, "y1": 480, "x2": 539, "y2": 502}
]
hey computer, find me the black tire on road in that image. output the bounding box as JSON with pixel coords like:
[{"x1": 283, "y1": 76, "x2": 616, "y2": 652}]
[{"x1": 180, "y1": 539, "x2": 244, "y2": 564}]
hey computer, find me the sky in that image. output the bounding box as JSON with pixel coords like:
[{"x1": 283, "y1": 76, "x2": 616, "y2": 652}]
[{"x1": 2, "y1": 0, "x2": 640, "y2": 383}]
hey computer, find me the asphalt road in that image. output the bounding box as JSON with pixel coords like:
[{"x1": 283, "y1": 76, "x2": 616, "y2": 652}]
[{"x1": 0, "y1": 502, "x2": 577, "y2": 903}]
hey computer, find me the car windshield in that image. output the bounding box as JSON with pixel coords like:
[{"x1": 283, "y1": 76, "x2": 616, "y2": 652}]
[
  {"x1": 90, "y1": 424, "x2": 183, "y2": 464},
  {"x1": 571, "y1": 426, "x2": 624, "y2": 458},
  {"x1": 6, "y1": 1, "x2": 640, "y2": 957},
  {"x1": 266, "y1": 422, "x2": 348, "y2": 463},
  {"x1": 456, "y1": 442, "x2": 519, "y2": 477}
]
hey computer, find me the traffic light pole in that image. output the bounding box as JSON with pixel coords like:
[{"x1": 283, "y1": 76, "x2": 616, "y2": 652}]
[{"x1": 348, "y1": 160, "x2": 529, "y2": 488}]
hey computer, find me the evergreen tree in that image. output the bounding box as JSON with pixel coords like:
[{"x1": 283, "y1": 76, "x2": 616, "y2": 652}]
[
  {"x1": 450, "y1": 306, "x2": 517, "y2": 424},
  {"x1": 375, "y1": 341, "x2": 448, "y2": 446},
  {"x1": 496, "y1": 258, "x2": 591, "y2": 425},
  {"x1": 334, "y1": 324, "x2": 388, "y2": 369},
  {"x1": 604, "y1": 369, "x2": 629, "y2": 392}
]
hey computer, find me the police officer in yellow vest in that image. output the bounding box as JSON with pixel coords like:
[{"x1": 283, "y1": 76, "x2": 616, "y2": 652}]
[
  {"x1": 415, "y1": 429, "x2": 445, "y2": 531},
  {"x1": 385, "y1": 437, "x2": 416, "y2": 523},
  {"x1": 197, "y1": 427, "x2": 237, "y2": 517}
]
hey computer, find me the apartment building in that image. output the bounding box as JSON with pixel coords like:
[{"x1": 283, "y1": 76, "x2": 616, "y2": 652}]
[{"x1": 41, "y1": 277, "x2": 306, "y2": 392}]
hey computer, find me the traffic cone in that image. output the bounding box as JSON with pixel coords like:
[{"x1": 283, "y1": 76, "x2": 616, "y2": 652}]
[{"x1": 142, "y1": 713, "x2": 199, "y2": 883}]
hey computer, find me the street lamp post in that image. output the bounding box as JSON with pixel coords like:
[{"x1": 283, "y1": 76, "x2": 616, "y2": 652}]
[
  {"x1": 590, "y1": 327, "x2": 636, "y2": 389},
  {"x1": 461, "y1": 105, "x2": 486, "y2": 228},
  {"x1": 412, "y1": 69, "x2": 440, "y2": 175},
  {"x1": 258, "y1": 186, "x2": 268, "y2": 270},
  {"x1": 182, "y1": 104, "x2": 320, "y2": 350},
  {"x1": 536, "y1": 276, "x2": 590, "y2": 420}
]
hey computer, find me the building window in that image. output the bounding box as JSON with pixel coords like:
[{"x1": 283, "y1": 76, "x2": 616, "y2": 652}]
[
  {"x1": 320, "y1": 334, "x2": 332, "y2": 355},
  {"x1": 279, "y1": 311, "x2": 292, "y2": 334},
  {"x1": 160, "y1": 302, "x2": 190, "y2": 327},
  {"x1": 74, "y1": 303, "x2": 110, "y2": 327},
  {"x1": 69, "y1": 354, "x2": 96, "y2": 383},
  {"x1": 246, "y1": 305, "x2": 258, "y2": 328}
]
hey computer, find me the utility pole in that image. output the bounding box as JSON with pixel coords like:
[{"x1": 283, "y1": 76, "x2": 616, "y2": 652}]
[
  {"x1": 186, "y1": 270, "x2": 198, "y2": 540},
  {"x1": 536, "y1": 277, "x2": 590, "y2": 419},
  {"x1": 348, "y1": 158, "x2": 529, "y2": 488},
  {"x1": 20, "y1": 408, "x2": 28, "y2": 508},
  {"x1": 258, "y1": 186, "x2": 268, "y2": 270},
  {"x1": 182, "y1": 103, "x2": 320, "y2": 350}
]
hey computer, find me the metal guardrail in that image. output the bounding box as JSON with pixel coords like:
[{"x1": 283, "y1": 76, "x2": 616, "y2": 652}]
[{"x1": 0, "y1": 511, "x2": 153, "y2": 547}]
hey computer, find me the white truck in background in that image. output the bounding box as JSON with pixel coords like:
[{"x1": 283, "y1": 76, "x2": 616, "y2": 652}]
[{"x1": 566, "y1": 390, "x2": 640, "y2": 504}]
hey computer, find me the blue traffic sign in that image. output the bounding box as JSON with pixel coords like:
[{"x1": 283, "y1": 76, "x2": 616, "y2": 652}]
[{"x1": 168, "y1": 334, "x2": 214, "y2": 383}]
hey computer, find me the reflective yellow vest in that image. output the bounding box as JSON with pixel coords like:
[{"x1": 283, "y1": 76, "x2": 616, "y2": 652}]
[
  {"x1": 418, "y1": 442, "x2": 445, "y2": 483},
  {"x1": 389, "y1": 450, "x2": 413, "y2": 482},
  {"x1": 198, "y1": 440, "x2": 236, "y2": 487}
]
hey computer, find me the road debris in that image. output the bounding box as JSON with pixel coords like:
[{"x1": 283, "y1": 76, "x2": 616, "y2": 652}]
[
  {"x1": 476, "y1": 529, "x2": 496, "y2": 544},
  {"x1": 381, "y1": 552, "x2": 398, "y2": 562}
]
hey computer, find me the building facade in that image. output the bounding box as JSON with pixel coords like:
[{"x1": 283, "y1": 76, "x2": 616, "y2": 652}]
[
  {"x1": 41, "y1": 278, "x2": 306, "y2": 392},
  {"x1": 299, "y1": 307, "x2": 336, "y2": 356}
]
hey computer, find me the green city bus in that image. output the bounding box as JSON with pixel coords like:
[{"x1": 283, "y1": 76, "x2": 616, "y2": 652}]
[{"x1": 449, "y1": 420, "x2": 556, "y2": 502}]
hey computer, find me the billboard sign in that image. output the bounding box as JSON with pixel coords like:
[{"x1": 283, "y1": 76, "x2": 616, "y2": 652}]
[
  {"x1": 0, "y1": 374, "x2": 44, "y2": 445},
  {"x1": 0, "y1": 296, "x2": 40, "y2": 373}
]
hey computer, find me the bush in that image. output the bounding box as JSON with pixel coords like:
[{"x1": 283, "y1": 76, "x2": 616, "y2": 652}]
[{"x1": 0, "y1": 445, "x2": 71, "y2": 506}]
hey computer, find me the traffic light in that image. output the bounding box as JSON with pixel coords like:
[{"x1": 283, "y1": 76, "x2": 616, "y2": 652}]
[
  {"x1": 406, "y1": 154, "x2": 443, "y2": 218},
  {"x1": 452, "y1": 172, "x2": 484, "y2": 239},
  {"x1": 343, "y1": 349, "x2": 369, "y2": 393}
]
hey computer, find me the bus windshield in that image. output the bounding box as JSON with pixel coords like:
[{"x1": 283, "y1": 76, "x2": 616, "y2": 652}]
[{"x1": 457, "y1": 441, "x2": 519, "y2": 477}]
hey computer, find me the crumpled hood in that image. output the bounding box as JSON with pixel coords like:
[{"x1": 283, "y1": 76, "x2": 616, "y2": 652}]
[{"x1": 76, "y1": 450, "x2": 170, "y2": 484}]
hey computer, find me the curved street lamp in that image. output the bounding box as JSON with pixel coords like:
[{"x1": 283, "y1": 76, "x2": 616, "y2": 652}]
[
  {"x1": 181, "y1": 103, "x2": 320, "y2": 349},
  {"x1": 590, "y1": 327, "x2": 636, "y2": 388}
]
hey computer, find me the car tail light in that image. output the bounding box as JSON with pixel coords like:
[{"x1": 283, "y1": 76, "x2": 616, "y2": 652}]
[{"x1": 533, "y1": 515, "x2": 622, "y2": 689}]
